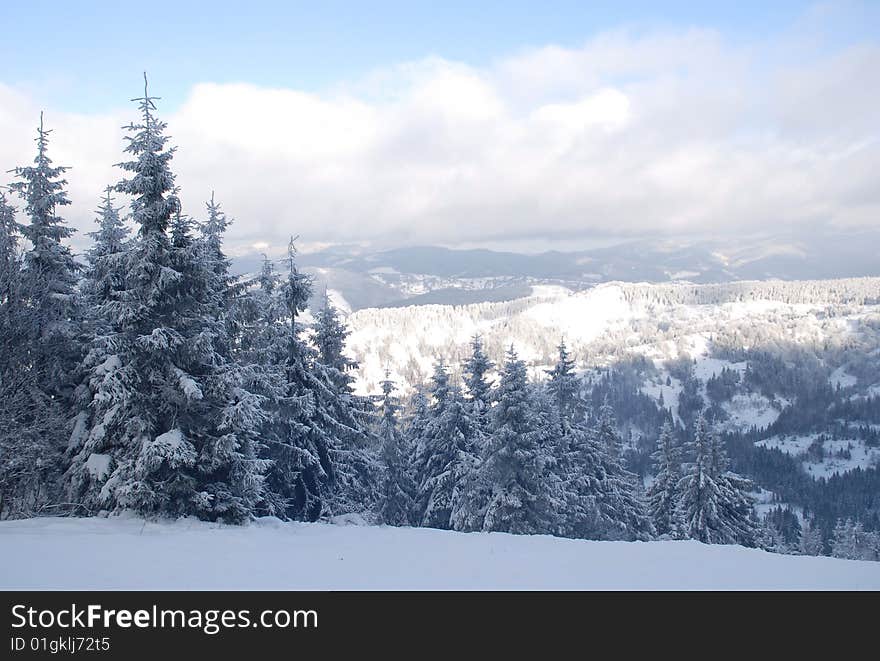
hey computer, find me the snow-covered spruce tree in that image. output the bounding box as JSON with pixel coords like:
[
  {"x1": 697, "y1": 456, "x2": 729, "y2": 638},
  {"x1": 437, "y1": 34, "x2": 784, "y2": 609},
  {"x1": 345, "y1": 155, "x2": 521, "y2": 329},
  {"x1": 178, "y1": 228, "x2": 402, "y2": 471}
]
[
  {"x1": 463, "y1": 334, "x2": 494, "y2": 424},
  {"x1": 413, "y1": 360, "x2": 481, "y2": 530},
  {"x1": 75, "y1": 188, "x2": 130, "y2": 374},
  {"x1": 377, "y1": 372, "x2": 416, "y2": 526},
  {"x1": 592, "y1": 402, "x2": 654, "y2": 540},
  {"x1": 251, "y1": 243, "x2": 378, "y2": 521},
  {"x1": 310, "y1": 284, "x2": 380, "y2": 517},
  {"x1": 756, "y1": 514, "x2": 786, "y2": 553},
  {"x1": 831, "y1": 519, "x2": 857, "y2": 559},
  {"x1": 9, "y1": 113, "x2": 82, "y2": 401},
  {"x1": 80, "y1": 187, "x2": 130, "y2": 314},
  {"x1": 242, "y1": 246, "x2": 329, "y2": 521},
  {"x1": 2, "y1": 116, "x2": 82, "y2": 517},
  {"x1": 798, "y1": 518, "x2": 825, "y2": 556},
  {"x1": 198, "y1": 193, "x2": 248, "y2": 353},
  {"x1": 199, "y1": 193, "x2": 232, "y2": 288},
  {"x1": 476, "y1": 347, "x2": 557, "y2": 535},
  {"x1": 543, "y1": 341, "x2": 604, "y2": 539},
  {"x1": 314, "y1": 289, "x2": 356, "y2": 389},
  {"x1": 0, "y1": 191, "x2": 22, "y2": 369},
  {"x1": 676, "y1": 413, "x2": 756, "y2": 546},
  {"x1": 175, "y1": 207, "x2": 269, "y2": 522},
  {"x1": 646, "y1": 420, "x2": 684, "y2": 538},
  {"x1": 0, "y1": 190, "x2": 52, "y2": 518},
  {"x1": 404, "y1": 387, "x2": 430, "y2": 446},
  {"x1": 545, "y1": 341, "x2": 580, "y2": 421},
  {"x1": 830, "y1": 518, "x2": 878, "y2": 560},
  {"x1": 66, "y1": 188, "x2": 132, "y2": 509},
  {"x1": 65, "y1": 78, "x2": 266, "y2": 522}
]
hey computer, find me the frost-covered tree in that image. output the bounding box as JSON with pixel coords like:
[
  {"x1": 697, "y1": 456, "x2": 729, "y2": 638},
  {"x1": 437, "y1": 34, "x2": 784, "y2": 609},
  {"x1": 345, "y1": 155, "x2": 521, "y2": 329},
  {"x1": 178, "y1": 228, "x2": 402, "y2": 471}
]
[
  {"x1": 404, "y1": 387, "x2": 430, "y2": 453},
  {"x1": 545, "y1": 341, "x2": 579, "y2": 422},
  {"x1": 757, "y1": 514, "x2": 786, "y2": 553},
  {"x1": 414, "y1": 361, "x2": 481, "y2": 530},
  {"x1": 463, "y1": 334, "x2": 494, "y2": 421},
  {"x1": 314, "y1": 289, "x2": 356, "y2": 389},
  {"x1": 251, "y1": 245, "x2": 330, "y2": 521},
  {"x1": 198, "y1": 193, "x2": 248, "y2": 351},
  {"x1": 65, "y1": 78, "x2": 266, "y2": 522},
  {"x1": 798, "y1": 517, "x2": 825, "y2": 556},
  {"x1": 476, "y1": 347, "x2": 556, "y2": 535},
  {"x1": 81, "y1": 187, "x2": 129, "y2": 313},
  {"x1": 199, "y1": 193, "x2": 232, "y2": 288},
  {"x1": 0, "y1": 191, "x2": 22, "y2": 366},
  {"x1": 830, "y1": 518, "x2": 878, "y2": 560},
  {"x1": 250, "y1": 242, "x2": 379, "y2": 521},
  {"x1": 377, "y1": 372, "x2": 416, "y2": 526},
  {"x1": 543, "y1": 342, "x2": 604, "y2": 539},
  {"x1": 9, "y1": 113, "x2": 82, "y2": 400},
  {"x1": 311, "y1": 289, "x2": 380, "y2": 517},
  {"x1": 66, "y1": 188, "x2": 131, "y2": 507},
  {"x1": 831, "y1": 519, "x2": 857, "y2": 559},
  {"x1": 1, "y1": 116, "x2": 82, "y2": 517},
  {"x1": 0, "y1": 185, "x2": 61, "y2": 518},
  {"x1": 592, "y1": 402, "x2": 655, "y2": 540},
  {"x1": 647, "y1": 421, "x2": 683, "y2": 538},
  {"x1": 677, "y1": 413, "x2": 756, "y2": 546}
]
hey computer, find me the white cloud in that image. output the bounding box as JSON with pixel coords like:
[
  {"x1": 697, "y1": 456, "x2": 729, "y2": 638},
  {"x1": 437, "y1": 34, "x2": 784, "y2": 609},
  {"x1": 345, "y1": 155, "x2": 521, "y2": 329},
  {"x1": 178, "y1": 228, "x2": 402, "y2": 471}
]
[{"x1": 1, "y1": 17, "x2": 878, "y2": 256}]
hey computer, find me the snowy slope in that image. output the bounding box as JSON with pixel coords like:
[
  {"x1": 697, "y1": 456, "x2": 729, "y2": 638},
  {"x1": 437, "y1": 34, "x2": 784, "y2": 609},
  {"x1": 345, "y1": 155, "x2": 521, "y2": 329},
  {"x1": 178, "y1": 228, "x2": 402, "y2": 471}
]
[
  {"x1": 757, "y1": 434, "x2": 880, "y2": 479},
  {"x1": 1, "y1": 517, "x2": 879, "y2": 590},
  {"x1": 344, "y1": 277, "x2": 880, "y2": 405}
]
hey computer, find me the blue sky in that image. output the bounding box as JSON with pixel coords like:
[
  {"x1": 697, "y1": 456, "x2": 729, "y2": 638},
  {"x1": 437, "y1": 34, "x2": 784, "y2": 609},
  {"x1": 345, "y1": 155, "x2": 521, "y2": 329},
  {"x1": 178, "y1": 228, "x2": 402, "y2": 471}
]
[
  {"x1": 1, "y1": 1, "x2": 878, "y2": 252},
  {"x1": 2, "y1": 0, "x2": 850, "y2": 112}
]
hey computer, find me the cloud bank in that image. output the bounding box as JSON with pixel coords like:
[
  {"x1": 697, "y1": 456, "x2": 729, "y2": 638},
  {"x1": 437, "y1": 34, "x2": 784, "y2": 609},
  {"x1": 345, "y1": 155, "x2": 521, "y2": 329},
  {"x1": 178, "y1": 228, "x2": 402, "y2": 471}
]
[{"x1": 1, "y1": 15, "x2": 878, "y2": 255}]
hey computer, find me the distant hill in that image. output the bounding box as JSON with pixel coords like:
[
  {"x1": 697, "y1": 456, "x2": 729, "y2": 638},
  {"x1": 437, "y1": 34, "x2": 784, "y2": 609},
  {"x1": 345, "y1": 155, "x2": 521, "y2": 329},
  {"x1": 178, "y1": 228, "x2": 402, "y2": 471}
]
[{"x1": 233, "y1": 228, "x2": 880, "y2": 311}]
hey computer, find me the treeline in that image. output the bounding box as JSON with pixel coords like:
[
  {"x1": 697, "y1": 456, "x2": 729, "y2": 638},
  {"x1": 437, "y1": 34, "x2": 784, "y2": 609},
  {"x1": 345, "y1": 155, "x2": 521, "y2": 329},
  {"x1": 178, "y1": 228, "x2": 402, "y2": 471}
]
[
  {"x1": 357, "y1": 334, "x2": 764, "y2": 545},
  {"x1": 615, "y1": 278, "x2": 880, "y2": 307}
]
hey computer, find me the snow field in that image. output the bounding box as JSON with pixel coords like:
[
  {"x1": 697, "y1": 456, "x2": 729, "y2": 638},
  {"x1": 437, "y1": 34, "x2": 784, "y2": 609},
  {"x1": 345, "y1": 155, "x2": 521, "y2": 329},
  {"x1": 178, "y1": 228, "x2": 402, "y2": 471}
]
[{"x1": 2, "y1": 517, "x2": 879, "y2": 590}]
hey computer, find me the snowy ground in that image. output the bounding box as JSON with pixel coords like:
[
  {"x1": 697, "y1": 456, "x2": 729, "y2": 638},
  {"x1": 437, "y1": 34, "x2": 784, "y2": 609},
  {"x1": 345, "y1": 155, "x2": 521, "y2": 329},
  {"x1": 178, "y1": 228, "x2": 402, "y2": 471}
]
[
  {"x1": 2, "y1": 517, "x2": 879, "y2": 590},
  {"x1": 757, "y1": 434, "x2": 880, "y2": 479}
]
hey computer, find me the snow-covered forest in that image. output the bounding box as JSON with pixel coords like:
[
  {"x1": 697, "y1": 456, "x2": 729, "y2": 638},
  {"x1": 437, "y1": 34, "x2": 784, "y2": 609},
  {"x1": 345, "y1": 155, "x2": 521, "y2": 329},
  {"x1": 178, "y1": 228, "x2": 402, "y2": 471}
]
[{"x1": 1, "y1": 80, "x2": 879, "y2": 567}]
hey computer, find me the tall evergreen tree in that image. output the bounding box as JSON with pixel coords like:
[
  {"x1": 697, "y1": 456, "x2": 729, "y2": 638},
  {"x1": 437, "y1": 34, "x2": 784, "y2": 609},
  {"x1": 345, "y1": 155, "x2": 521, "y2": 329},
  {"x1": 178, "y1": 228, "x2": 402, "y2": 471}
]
[
  {"x1": 65, "y1": 77, "x2": 266, "y2": 522},
  {"x1": 477, "y1": 347, "x2": 556, "y2": 535},
  {"x1": 0, "y1": 191, "x2": 22, "y2": 366},
  {"x1": 251, "y1": 242, "x2": 378, "y2": 521},
  {"x1": 593, "y1": 402, "x2": 655, "y2": 540},
  {"x1": 9, "y1": 113, "x2": 82, "y2": 399},
  {"x1": 81, "y1": 187, "x2": 129, "y2": 312},
  {"x1": 310, "y1": 283, "x2": 380, "y2": 517},
  {"x1": 252, "y1": 244, "x2": 330, "y2": 521},
  {"x1": 414, "y1": 361, "x2": 481, "y2": 529},
  {"x1": 463, "y1": 334, "x2": 494, "y2": 422},
  {"x1": 831, "y1": 518, "x2": 857, "y2": 559},
  {"x1": 314, "y1": 288, "x2": 356, "y2": 389},
  {"x1": 0, "y1": 190, "x2": 49, "y2": 517},
  {"x1": 647, "y1": 420, "x2": 684, "y2": 538},
  {"x1": 544, "y1": 341, "x2": 604, "y2": 539},
  {"x1": 798, "y1": 517, "x2": 825, "y2": 556},
  {"x1": 377, "y1": 372, "x2": 416, "y2": 526},
  {"x1": 676, "y1": 413, "x2": 756, "y2": 546},
  {"x1": 2, "y1": 116, "x2": 81, "y2": 517},
  {"x1": 545, "y1": 341, "x2": 580, "y2": 422},
  {"x1": 198, "y1": 193, "x2": 245, "y2": 352},
  {"x1": 67, "y1": 188, "x2": 131, "y2": 501}
]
